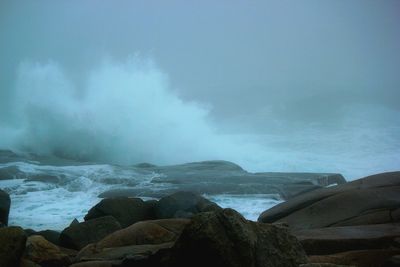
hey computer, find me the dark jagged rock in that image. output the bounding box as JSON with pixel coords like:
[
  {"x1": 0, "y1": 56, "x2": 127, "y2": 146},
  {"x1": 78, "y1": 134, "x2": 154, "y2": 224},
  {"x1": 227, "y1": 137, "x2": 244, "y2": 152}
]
[
  {"x1": 0, "y1": 226, "x2": 27, "y2": 267},
  {"x1": 154, "y1": 191, "x2": 221, "y2": 219},
  {"x1": 258, "y1": 172, "x2": 400, "y2": 229},
  {"x1": 0, "y1": 189, "x2": 10, "y2": 226},
  {"x1": 84, "y1": 198, "x2": 156, "y2": 228},
  {"x1": 60, "y1": 216, "x2": 121, "y2": 250},
  {"x1": 161, "y1": 208, "x2": 307, "y2": 267}
]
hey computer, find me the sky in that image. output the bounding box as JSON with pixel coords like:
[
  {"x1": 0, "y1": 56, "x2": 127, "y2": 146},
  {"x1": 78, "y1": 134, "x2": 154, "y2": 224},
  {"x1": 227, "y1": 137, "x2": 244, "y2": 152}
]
[
  {"x1": 0, "y1": 0, "x2": 399, "y2": 177},
  {"x1": 1, "y1": 0, "x2": 399, "y2": 127}
]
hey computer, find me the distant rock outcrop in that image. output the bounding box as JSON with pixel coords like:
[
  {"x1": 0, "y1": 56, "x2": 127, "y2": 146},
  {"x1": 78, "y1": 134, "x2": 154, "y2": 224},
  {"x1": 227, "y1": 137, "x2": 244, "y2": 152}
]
[
  {"x1": 154, "y1": 191, "x2": 222, "y2": 219},
  {"x1": 99, "y1": 160, "x2": 346, "y2": 199}
]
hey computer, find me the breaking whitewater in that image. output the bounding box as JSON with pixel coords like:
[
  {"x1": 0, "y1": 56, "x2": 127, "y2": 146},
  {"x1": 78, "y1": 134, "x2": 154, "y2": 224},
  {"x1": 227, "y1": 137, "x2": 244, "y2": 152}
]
[
  {"x1": 1, "y1": 59, "x2": 399, "y2": 231},
  {"x1": 0, "y1": 145, "x2": 398, "y2": 231}
]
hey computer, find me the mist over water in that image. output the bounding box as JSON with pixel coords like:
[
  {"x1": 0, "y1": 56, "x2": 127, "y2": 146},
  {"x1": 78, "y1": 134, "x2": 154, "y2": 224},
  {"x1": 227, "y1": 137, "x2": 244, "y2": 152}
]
[
  {"x1": 1, "y1": 57, "x2": 230, "y2": 164},
  {"x1": 1, "y1": 0, "x2": 399, "y2": 180},
  {"x1": 0, "y1": 56, "x2": 399, "y2": 179}
]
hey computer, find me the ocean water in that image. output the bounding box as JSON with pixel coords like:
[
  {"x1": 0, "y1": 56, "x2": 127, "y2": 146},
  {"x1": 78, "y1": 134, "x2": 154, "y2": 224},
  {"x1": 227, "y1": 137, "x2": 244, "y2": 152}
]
[
  {"x1": 0, "y1": 59, "x2": 399, "y2": 231},
  {"x1": 0, "y1": 160, "x2": 283, "y2": 230}
]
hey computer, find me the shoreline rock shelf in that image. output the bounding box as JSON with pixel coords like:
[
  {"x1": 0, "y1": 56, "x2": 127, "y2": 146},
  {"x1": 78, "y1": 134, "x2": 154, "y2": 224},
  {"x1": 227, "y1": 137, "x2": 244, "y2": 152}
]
[
  {"x1": 0, "y1": 153, "x2": 399, "y2": 267},
  {"x1": 258, "y1": 171, "x2": 400, "y2": 267}
]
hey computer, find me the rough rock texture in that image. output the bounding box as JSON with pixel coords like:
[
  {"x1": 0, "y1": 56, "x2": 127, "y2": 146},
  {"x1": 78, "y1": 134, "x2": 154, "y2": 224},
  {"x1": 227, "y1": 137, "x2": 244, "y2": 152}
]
[
  {"x1": 155, "y1": 191, "x2": 221, "y2": 219},
  {"x1": 0, "y1": 226, "x2": 27, "y2": 267},
  {"x1": 84, "y1": 198, "x2": 156, "y2": 228},
  {"x1": 25, "y1": 229, "x2": 61, "y2": 246},
  {"x1": 309, "y1": 249, "x2": 400, "y2": 267},
  {"x1": 258, "y1": 172, "x2": 400, "y2": 229},
  {"x1": 293, "y1": 223, "x2": 400, "y2": 255},
  {"x1": 60, "y1": 216, "x2": 121, "y2": 250},
  {"x1": 99, "y1": 160, "x2": 345, "y2": 199},
  {"x1": 300, "y1": 264, "x2": 355, "y2": 267},
  {"x1": 384, "y1": 255, "x2": 400, "y2": 267},
  {"x1": 19, "y1": 259, "x2": 41, "y2": 267},
  {"x1": 24, "y1": 235, "x2": 71, "y2": 267},
  {"x1": 77, "y1": 219, "x2": 189, "y2": 260},
  {"x1": 163, "y1": 208, "x2": 307, "y2": 267},
  {"x1": 70, "y1": 261, "x2": 121, "y2": 267},
  {"x1": 0, "y1": 188, "x2": 10, "y2": 226},
  {"x1": 78, "y1": 242, "x2": 174, "y2": 262}
]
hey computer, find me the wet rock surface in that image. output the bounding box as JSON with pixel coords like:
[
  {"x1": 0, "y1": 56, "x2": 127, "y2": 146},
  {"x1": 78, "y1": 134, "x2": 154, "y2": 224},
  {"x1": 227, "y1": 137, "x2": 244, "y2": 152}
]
[
  {"x1": 97, "y1": 160, "x2": 346, "y2": 199},
  {"x1": 258, "y1": 171, "x2": 400, "y2": 228},
  {"x1": 84, "y1": 198, "x2": 156, "y2": 228},
  {"x1": 258, "y1": 172, "x2": 400, "y2": 267},
  {"x1": 0, "y1": 188, "x2": 10, "y2": 225},
  {"x1": 60, "y1": 216, "x2": 122, "y2": 250},
  {"x1": 160, "y1": 208, "x2": 308, "y2": 267}
]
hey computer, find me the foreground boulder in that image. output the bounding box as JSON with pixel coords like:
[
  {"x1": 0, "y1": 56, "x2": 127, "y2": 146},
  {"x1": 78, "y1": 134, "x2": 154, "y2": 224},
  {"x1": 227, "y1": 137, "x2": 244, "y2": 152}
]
[
  {"x1": 309, "y1": 249, "x2": 400, "y2": 267},
  {"x1": 84, "y1": 198, "x2": 156, "y2": 228},
  {"x1": 161, "y1": 208, "x2": 307, "y2": 267},
  {"x1": 155, "y1": 191, "x2": 221, "y2": 219},
  {"x1": 60, "y1": 216, "x2": 121, "y2": 250},
  {"x1": 24, "y1": 235, "x2": 71, "y2": 267},
  {"x1": 77, "y1": 218, "x2": 189, "y2": 261},
  {"x1": 0, "y1": 226, "x2": 27, "y2": 267},
  {"x1": 0, "y1": 189, "x2": 10, "y2": 226},
  {"x1": 293, "y1": 223, "x2": 400, "y2": 255},
  {"x1": 258, "y1": 172, "x2": 400, "y2": 229},
  {"x1": 25, "y1": 229, "x2": 61, "y2": 246}
]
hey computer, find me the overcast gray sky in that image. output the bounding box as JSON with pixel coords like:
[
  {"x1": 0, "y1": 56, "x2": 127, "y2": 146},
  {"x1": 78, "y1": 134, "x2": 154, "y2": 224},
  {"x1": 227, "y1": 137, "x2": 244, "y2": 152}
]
[{"x1": 1, "y1": 0, "x2": 399, "y2": 132}]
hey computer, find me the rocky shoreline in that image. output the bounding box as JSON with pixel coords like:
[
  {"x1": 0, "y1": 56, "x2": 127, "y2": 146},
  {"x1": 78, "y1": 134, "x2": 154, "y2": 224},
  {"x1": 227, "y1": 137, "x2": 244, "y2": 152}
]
[{"x1": 0, "y1": 156, "x2": 399, "y2": 266}]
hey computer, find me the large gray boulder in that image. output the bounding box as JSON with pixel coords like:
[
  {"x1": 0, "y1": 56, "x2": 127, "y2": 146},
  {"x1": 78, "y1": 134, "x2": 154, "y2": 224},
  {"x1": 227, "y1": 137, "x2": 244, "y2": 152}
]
[
  {"x1": 258, "y1": 172, "x2": 400, "y2": 229},
  {"x1": 154, "y1": 191, "x2": 221, "y2": 219},
  {"x1": 0, "y1": 189, "x2": 10, "y2": 226},
  {"x1": 163, "y1": 208, "x2": 308, "y2": 267},
  {"x1": 84, "y1": 197, "x2": 156, "y2": 228}
]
